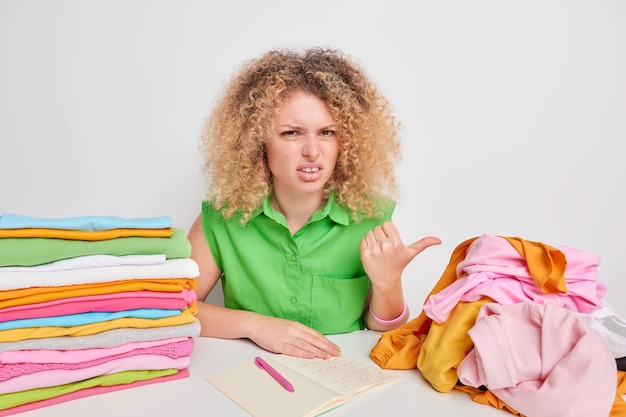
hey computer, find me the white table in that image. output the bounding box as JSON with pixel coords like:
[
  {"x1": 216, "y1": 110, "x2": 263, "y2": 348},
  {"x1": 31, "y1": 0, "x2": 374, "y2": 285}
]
[{"x1": 17, "y1": 330, "x2": 505, "y2": 416}]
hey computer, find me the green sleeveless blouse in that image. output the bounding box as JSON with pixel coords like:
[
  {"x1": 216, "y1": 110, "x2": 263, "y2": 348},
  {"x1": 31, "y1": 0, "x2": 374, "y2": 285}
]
[{"x1": 201, "y1": 194, "x2": 393, "y2": 334}]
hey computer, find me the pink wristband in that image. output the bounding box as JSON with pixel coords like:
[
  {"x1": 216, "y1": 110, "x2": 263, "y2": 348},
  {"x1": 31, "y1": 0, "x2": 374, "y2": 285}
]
[{"x1": 370, "y1": 303, "x2": 408, "y2": 326}]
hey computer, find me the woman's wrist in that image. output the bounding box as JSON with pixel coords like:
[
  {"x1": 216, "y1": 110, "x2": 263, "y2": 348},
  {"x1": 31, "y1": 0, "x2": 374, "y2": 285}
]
[{"x1": 369, "y1": 302, "x2": 408, "y2": 326}]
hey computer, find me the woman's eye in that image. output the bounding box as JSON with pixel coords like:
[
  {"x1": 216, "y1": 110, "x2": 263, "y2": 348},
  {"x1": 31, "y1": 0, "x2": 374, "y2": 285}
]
[
  {"x1": 320, "y1": 130, "x2": 336, "y2": 140},
  {"x1": 280, "y1": 130, "x2": 301, "y2": 139}
]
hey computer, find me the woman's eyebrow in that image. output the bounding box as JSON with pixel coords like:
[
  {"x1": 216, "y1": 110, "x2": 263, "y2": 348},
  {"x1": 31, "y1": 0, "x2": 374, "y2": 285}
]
[
  {"x1": 277, "y1": 123, "x2": 300, "y2": 129},
  {"x1": 276, "y1": 123, "x2": 337, "y2": 130}
]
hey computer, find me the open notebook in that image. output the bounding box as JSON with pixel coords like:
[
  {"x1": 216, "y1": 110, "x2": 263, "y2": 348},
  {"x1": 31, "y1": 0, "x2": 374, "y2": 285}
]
[{"x1": 205, "y1": 353, "x2": 400, "y2": 417}]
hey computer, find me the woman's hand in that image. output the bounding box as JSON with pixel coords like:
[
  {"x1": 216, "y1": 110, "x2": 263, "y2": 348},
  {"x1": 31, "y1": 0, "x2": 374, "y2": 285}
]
[
  {"x1": 248, "y1": 315, "x2": 341, "y2": 359},
  {"x1": 360, "y1": 221, "x2": 440, "y2": 289},
  {"x1": 360, "y1": 221, "x2": 440, "y2": 328}
]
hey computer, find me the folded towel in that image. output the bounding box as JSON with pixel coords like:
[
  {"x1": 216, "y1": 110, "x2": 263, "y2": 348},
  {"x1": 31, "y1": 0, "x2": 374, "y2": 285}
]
[
  {"x1": 0, "y1": 227, "x2": 174, "y2": 240},
  {"x1": 0, "y1": 278, "x2": 197, "y2": 309},
  {"x1": 0, "y1": 308, "x2": 185, "y2": 331},
  {"x1": 0, "y1": 290, "x2": 196, "y2": 323},
  {"x1": 0, "y1": 213, "x2": 171, "y2": 231},
  {"x1": 0, "y1": 320, "x2": 200, "y2": 353},
  {"x1": 0, "y1": 309, "x2": 197, "y2": 343},
  {"x1": 0, "y1": 338, "x2": 194, "y2": 381},
  {"x1": 0, "y1": 254, "x2": 166, "y2": 272},
  {"x1": 0, "y1": 228, "x2": 191, "y2": 267},
  {"x1": 0, "y1": 258, "x2": 198, "y2": 290},
  {"x1": 0, "y1": 336, "x2": 190, "y2": 364}
]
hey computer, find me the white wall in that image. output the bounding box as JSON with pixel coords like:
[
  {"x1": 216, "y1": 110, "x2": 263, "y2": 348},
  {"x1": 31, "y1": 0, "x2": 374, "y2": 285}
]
[{"x1": 1, "y1": 0, "x2": 625, "y2": 316}]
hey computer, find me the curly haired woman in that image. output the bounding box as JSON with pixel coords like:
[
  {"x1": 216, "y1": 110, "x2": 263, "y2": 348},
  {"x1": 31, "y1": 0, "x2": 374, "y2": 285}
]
[{"x1": 188, "y1": 47, "x2": 440, "y2": 359}]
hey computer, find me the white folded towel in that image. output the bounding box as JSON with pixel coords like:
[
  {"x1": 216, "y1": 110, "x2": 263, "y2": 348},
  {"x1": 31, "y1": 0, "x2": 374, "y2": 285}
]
[
  {"x1": 0, "y1": 254, "x2": 166, "y2": 272},
  {"x1": 0, "y1": 258, "x2": 199, "y2": 290}
]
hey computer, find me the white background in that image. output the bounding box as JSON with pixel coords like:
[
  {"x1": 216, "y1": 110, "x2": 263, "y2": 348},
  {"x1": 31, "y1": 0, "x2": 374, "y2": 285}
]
[{"x1": 1, "y1": 0, "x2": 625, "y2": 316}]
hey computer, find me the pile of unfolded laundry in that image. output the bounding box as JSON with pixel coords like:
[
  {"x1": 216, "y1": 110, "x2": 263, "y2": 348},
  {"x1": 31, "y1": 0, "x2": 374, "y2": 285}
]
[
  {"x1": 370, "y1": 234, "x2": 626, "y2": 417},
  {"x1": 0, "y1": 213, "x2": 200, "y2": 416}
]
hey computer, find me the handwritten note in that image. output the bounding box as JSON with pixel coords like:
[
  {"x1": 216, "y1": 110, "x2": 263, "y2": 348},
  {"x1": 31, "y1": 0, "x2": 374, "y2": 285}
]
[{"x1": 272, "y1": 354, "x2": 398, "y2": 397}]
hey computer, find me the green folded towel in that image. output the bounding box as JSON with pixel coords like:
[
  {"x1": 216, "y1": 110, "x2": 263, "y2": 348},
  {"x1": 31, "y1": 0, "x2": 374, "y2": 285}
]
[{"x1": 0, "y1": 228, "x2": 191, "y2": 267}]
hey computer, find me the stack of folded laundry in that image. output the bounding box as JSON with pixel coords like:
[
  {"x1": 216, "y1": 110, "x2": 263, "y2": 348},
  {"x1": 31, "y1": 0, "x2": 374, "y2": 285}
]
[{"x1": 0, "y1": 213, "x2": 200, "y2": 416}]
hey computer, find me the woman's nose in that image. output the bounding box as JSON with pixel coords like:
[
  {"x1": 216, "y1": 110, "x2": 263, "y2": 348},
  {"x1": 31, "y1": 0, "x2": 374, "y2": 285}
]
[{"x1": 302, "y1": 134, "x2": 320, "y2": 158}]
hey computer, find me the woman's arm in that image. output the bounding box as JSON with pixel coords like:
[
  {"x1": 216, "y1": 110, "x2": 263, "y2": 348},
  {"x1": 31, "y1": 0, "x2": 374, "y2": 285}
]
[
  {"x1": 188, "y1": 214, "x2": 341, "y2": 358},
  {"x1": 360, "y1": 221, "x2": 441, "y2": 331}
]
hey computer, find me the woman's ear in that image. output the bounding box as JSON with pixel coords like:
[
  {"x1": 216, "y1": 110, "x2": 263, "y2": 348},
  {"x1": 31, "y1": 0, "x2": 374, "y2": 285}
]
[{"x1": 258, "y1": 151, "x2": 270, "y2": 180}]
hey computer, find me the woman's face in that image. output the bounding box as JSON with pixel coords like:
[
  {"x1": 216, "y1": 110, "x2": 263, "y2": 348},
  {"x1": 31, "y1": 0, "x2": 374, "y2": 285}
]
[{"x1": 266, "y1": 91, "x2": 339, "y2": 200}]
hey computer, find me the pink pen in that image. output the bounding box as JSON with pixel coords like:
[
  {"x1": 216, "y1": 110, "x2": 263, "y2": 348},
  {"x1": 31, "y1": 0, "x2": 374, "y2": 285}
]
[{"x1": 254, "y1": 356, "x2": 295, "y2": 392}]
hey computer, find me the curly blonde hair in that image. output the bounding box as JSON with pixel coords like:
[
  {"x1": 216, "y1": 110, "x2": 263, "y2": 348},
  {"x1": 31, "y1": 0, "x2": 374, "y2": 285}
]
[{"x1": 201, "y1": 47, "x2": 400, "y2": 223}]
